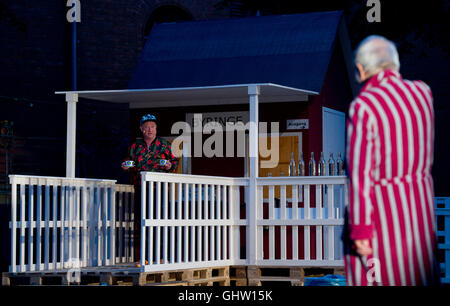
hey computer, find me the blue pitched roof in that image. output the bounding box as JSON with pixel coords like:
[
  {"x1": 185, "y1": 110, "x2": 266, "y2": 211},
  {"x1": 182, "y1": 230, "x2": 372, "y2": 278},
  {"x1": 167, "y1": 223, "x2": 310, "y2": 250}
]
[{"x1": 128, "y1": 11, "x2": 343, "y2": 93}]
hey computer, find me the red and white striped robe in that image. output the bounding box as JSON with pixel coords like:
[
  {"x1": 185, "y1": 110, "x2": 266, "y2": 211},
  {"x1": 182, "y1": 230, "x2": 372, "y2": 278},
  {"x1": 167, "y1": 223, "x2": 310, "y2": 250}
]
[{"x1": 344, "y1": 69, "x2": 439, "y2": 286}]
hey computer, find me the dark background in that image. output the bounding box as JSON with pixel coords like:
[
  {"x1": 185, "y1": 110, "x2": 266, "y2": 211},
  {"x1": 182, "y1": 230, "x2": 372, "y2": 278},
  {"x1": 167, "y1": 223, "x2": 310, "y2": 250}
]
[{"x1": 0, "y1": 0, "x2": 449, "y2": 270}]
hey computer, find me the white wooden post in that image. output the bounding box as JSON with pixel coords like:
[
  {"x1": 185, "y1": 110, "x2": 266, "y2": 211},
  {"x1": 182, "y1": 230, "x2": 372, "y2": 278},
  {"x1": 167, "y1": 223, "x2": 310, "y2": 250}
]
[
  {"x1": 140, "y1": 175, "x2": 146, "y2": 269},
  {"x1": 10, "y1": 176, "x2": 17, "y2": 273},
  {"x1": 248, "y1": 85, "x2": 260, "y2": 265},
  {"x1": 65, "y1": 92, "x2": 78, "y2": 178}
]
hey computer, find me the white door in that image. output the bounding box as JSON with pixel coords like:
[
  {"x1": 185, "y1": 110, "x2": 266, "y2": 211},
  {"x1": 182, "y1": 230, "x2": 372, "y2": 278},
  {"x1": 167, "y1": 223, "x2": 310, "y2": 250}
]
[{"x1": 322, "y1": 107, "x2": 346, "y2": 163}]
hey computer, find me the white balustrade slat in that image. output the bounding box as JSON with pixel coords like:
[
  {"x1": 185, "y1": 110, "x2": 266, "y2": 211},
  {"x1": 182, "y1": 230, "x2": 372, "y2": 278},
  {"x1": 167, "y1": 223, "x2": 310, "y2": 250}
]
[
  {"x1": 223, "y1": 185, "x2": 227, "y2": 220},
  {"x1": 36, "y1": 185, "x2": 42, "y2": 270},
  {"x1": 163, "y1": 182, "x2": 168, "y2": 220},
  {"x1": 82, "y1": 186, "x2": 88, "y2": 266},
  {"x1": 28, "y1": 184, "x2": 34, "y2": 271},
  {"x1": 130, "y1": 188, "x2": 135, "y2": 263},
  {"x1": 292, "y1": 185, "x2": 299, "y2": 260},
  {"x1": 76, "y1": 186, "x2": 81, "y2": 265},
  {"x1": 281, "y1": 185, "x2": 286, "y2": 220},
  {"x1": 217, "y1": 225, "x2": 222, "y2": 261},
  {"x1": 163, "y1": 183, "x2": 169, "y2": 264},
  {"x1": 211, "y1": 224, "x2": 215, "y2": 261},
  {"x1": 233, "y1": 186, "x2": 241, "y2": 260},
  {"x1": 156, "y1": 181, "x2": 161, "y2": 220},
  {"x1": 67, "y1": 186, "x2": 72, "y2": 267},
  {"x1": 184, "y1": 183, "x2": 189, "y2": 221},
  {"x1": 177, "y1": 183, "x2": 182, "y2": 221},
  {"x1": 268, "y1": 185, "x2": 275, "y2": 260},
  {"x1": 223, "y1": 186, "x2": 228, "y2": 260},
  {"x1": 304, "y1": 184, "x2": 310, "y2": 261},
  {"x1": 44, "y1": 185, "x2": 50, "y2": 270},
  {"x1": 163, "y1": 225, "x2": 168, "y2": 264},
  {"x1": 142, "y1": 180, "x2": 148, "y2": 267},
  {"x1": 148, "y1": 226, "x2": 153, "y2": 265},
  {"x1": 10, "y1": 180, "x2": 17, "y2": 273},
  {"x1": 204, "y1": 184, "x2": 209, "y2": 221},
  {"x1": 317, "y1": 184, "x2": 323, "y2": 219},
  {"x1": 280, "y1": 186, "x2": 287, "y2": 260},
  {"x1": 111, "y1": 186, "x2": 116, "y2": 265},
  {"x1": 256, "y1": 185, "x2": 263, "y2": 262},
  {"x1": 124, "y1": 188, "x2": 129, "y2": 262},
  {"x1": 210, "y1": 185, "x2": 215, "y2": 220},
  {"x1": 217, "y1": 185, "x2": 222, "y2": 220},
  {"x1": 170, "y1": 183, "x2": 176, "y2": 263},
  {"x1": 102, "y1": 186, "x2": 108, "y2": 265},
  {"x1": 177, "y1": 225, "x2": 181, "y2": 263},
  {"x1": 20, "y1": 184, "x2": 25, "y2": 272},
  {"x1": 204, "y1": 225, "x2": 209, "y2": 262},
  {"x1": 170, "y1": 182, "x2": 176, "y2": 220},
  {"x1": 198, "y1": 184, "x2": 202, "y2": 220},
  {"x1": 327, "y1": 183, "x2": 335, "y2": 260},
  {"x1": 224, "y1": 225, "x2": 228, "y2": 260},
  {"x1": 198, "y1": 225, "x2": 203, "y2": 261},
  {"x1": 191, "y1": 183, "x2": 196, "y2": 221},
  {"x1": 184, "y1": 224, "x2": 189, "y2": 263},
  {"x1": 156, "y1": 226, "x2": 161, "y2": 265},
  {"x1": 316, "y1": 184, "x2": 323, "y2": 260},
  {"x1": 96, "y1": 187, "x2": 101, "y2": 266}
]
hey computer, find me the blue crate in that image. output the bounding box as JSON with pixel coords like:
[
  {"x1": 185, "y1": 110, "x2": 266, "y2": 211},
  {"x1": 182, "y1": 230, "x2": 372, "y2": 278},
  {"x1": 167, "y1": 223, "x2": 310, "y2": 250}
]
[
  {"x1": 435, "y1": 197, "x2": 450, "y2": 284},
  {"x1": 304, "y1": 274, "x2": 346, "y2": 286}
]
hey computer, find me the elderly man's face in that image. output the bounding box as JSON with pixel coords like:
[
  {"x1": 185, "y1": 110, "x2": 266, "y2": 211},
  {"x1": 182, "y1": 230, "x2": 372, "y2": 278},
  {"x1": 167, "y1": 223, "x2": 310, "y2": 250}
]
[{"x1": 140, "y1": 121, "x2": 157, "y2": 139}]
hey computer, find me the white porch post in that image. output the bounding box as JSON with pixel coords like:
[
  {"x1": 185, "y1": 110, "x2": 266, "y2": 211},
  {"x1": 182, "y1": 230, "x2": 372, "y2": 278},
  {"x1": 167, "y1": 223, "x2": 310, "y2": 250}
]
[
  {"x1": 247, "y1": 85, "x2": 260, "y2": 265},
  {"x1": 65, "y1": 92, "x2": 78, "y2": 177}
]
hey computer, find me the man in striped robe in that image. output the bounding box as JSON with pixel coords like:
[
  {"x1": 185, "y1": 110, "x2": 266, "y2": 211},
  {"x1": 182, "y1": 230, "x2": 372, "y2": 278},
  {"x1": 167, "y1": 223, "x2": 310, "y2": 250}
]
[{"x1": 344, "y1": 35, "x2": 439, "y2": 286}]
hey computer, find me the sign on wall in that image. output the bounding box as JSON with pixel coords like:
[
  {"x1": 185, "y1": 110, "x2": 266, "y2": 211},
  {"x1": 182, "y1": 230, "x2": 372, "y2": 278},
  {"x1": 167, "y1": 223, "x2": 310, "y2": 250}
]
[
  {"x1": 186, "y1": 111, "x2": 249, "y2": 128},
  {"x1": 286, "y1": 119, "x2": 309, "y2": 130}
]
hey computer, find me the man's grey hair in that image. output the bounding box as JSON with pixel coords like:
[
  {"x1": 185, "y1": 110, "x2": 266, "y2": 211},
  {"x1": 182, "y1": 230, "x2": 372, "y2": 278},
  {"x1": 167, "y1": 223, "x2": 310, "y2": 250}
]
[{"x1": 354, "y1": 35, "x2": 400, "y2": 82}]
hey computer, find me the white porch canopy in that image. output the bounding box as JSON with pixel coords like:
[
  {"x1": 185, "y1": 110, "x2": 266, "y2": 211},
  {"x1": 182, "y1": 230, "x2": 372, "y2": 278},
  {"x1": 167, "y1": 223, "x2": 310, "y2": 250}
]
[{"x1": 55, "y1": 83, "x2": 318, "y2": 179}]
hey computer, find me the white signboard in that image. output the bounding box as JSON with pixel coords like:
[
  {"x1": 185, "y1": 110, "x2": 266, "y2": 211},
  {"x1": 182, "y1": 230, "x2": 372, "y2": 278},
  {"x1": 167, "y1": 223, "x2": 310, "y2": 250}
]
[
  {"x1": 186, "y1": 111, "x2": 249, "y2": 128},
  {"x1": 286, "y1": 119, "x2": 309, "y2": 130}
]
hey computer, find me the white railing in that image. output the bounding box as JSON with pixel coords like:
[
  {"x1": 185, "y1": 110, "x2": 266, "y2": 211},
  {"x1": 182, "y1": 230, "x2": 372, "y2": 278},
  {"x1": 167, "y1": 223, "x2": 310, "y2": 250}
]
[
  {"x1": 9, "y1": 175, "x2": 134, "y2": 273},
  {"x1": 139, "y1": 172, "x2": 248, "y2": 272},
  {"x1": 255, "y1": 176, "x2": 346, "y2": 266},
  {"x1": 140, "y1": 172, "x2": 347, "y2": 271}
]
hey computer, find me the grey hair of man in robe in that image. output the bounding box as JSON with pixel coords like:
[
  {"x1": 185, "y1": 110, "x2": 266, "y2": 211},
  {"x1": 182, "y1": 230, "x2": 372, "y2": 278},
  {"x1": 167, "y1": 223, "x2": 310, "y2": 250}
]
[{"x1": 354, "y1": 35, "x2": 400, "y2": 83}]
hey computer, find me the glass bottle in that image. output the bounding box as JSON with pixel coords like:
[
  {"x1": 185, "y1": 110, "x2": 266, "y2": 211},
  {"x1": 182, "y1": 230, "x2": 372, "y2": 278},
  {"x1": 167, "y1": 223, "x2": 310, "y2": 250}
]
[
  {"x1": 288, "y1": 152, "x2": 296, "y2": 176},
  {"x1": 298, "y1": 152, "x2": 305, "y2": 176},
  {"x1": 336, "y1": 152, "x2": 344, "y2": 175},
  {"x1": 308, "y1": 152, "x2": 316, "y2": 176},
  {"x1": 318, "y1": 151, "x2": 326, "y2": 176},
  {"x1": 328, "y1": 153, "x2": 336, "y2": 176}
]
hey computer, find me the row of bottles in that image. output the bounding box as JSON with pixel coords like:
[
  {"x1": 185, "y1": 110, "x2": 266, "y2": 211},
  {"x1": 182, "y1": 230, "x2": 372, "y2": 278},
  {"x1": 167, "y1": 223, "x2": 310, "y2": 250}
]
[{"x1": 289, "y1": 152, "x2": 344, "y2": 176}]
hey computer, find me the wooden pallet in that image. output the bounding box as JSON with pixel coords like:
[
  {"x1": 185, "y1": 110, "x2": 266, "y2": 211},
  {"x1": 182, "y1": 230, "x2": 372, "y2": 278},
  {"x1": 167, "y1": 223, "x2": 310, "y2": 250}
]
[
  {"x1": 183, "y1": 266, "x2": 230, "y2": 286},
  {"x1": 3, "y1": 271, "x2": 83, "y2": 286},
  {"x1": 3, "y1": 265, "x2": 343, "y2": 287},
  {"x1": 2, "y1": 265, "x2": 231, "y2": 287},
  {"x1": 229, "y1": 266, "x2": 248, "y2": 286},
  {"x1": 246, "y1": 266, "x2": 345, "y2": 286}
]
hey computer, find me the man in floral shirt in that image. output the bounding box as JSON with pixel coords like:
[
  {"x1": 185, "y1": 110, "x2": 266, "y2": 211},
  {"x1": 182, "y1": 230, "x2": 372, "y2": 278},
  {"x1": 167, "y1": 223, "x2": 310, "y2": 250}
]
[
  {"x1": 121, "y1": 114, "x2": 178, "y2": 265},
  {"x1": 122, "y1": 114, "x2": 178, "y2": 184}
]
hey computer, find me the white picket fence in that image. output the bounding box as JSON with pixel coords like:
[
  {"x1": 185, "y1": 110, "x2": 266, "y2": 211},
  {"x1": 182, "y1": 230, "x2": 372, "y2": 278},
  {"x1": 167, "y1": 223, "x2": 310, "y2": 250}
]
[
  {"x1": 256, "y1": 176, "x2": 346, "y2": 266},
  {"x1": 8, "y1": 173, "x2": 347, "y2": 274},
  {"x1": 139, "y1": 172, "x2": 346, "y2": 272},
  {"x1": 8, "y1": 175, "x2": 134, "y2": 273}
]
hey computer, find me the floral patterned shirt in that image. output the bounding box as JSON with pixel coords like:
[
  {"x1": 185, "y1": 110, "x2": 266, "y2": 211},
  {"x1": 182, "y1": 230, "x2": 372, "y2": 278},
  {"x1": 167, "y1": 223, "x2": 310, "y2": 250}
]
[{"x1": 125, "y1": 137, "x2": 178, "y2": 186}]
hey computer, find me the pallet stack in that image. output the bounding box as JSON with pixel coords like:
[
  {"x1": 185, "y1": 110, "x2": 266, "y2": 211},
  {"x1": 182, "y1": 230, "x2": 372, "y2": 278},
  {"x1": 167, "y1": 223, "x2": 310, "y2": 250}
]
[
  {"x1": 245, "y1": 266, "x2": 345, "y2": 286},
  {"x1": 2, "y1": 265, "x2": 230, "y2": 287}
]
